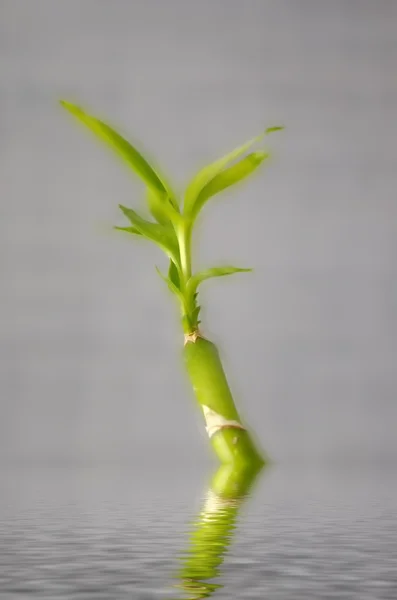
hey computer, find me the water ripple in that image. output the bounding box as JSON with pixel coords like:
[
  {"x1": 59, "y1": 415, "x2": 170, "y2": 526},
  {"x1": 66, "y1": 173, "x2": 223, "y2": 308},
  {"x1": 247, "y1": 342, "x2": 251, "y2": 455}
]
[{"x1": 0, "y1": 465, "x2": 396, "y2": 599}]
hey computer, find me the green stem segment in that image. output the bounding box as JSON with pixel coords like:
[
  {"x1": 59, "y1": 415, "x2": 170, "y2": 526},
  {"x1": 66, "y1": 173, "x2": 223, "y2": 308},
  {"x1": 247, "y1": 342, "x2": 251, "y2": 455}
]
[
  {"x1": 183, "y1": 335, "x2": 266, "y2": 466},
  {"x1": 178, "y1": 221, "x2": 192, "y2": 284},
  {"x1": 179, "y1": 215, "x2": 265, "y2": 466}
]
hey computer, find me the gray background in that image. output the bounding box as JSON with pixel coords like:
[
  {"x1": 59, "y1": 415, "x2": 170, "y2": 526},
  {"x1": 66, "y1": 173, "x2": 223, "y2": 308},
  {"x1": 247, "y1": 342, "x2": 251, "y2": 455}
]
[{"x1": 1, "y1": 0, "x2": 396, "y2": 466}]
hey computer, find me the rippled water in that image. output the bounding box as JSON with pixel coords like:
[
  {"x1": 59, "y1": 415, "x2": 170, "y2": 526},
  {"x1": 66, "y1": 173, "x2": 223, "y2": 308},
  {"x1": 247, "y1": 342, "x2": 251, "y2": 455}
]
[{"x1": 1, "y1": 464, "x2": 396, "y2": 599}]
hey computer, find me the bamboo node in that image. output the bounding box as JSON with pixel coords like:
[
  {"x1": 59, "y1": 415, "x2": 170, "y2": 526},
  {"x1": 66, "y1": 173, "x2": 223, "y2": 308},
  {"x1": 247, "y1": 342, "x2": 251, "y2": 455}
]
[
  {"x1": 202, "y1": 405, "x2": 246, "y2": 439},
  {"x1": 184, "y1": 329, "x2": 202, "y2": 345}
]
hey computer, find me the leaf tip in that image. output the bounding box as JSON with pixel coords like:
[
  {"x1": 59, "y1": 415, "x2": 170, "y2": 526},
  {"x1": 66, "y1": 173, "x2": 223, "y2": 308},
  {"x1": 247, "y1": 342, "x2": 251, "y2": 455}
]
[
  {"x1": 59, "y1": 99, "x2": 84, "y2": 118},
  {"x1": 265, "y1": 125, "x2": 285, "y2": 134},
  {"x1": 251, "y1": 150, "x2": 270, "y2": 163},
  {"x1": 59, "y1": 99, "x2": 73, "y2": 111}
]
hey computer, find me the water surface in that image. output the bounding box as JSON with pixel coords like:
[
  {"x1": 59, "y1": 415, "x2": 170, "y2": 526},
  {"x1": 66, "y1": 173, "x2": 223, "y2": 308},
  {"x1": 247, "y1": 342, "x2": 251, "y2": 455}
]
[{"x1": 1, "y1": 464, "x2": 396, "y2": 599}]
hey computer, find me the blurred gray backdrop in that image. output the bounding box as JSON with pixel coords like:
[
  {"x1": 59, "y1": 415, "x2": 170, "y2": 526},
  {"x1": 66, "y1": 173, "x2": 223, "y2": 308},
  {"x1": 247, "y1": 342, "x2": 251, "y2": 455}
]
[{"x1": 1, "y1": 0, "x2": 396, "y2": 466}]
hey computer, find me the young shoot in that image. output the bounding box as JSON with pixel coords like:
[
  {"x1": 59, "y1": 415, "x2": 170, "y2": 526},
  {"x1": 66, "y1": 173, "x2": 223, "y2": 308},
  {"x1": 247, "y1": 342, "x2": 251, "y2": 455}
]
[{"x1": 60, "y1": 100, "x2": 283, "y2": 465}]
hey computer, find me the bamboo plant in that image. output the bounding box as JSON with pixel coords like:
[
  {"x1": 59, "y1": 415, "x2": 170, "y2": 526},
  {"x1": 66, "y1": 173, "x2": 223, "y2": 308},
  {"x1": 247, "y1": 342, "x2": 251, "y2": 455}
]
[{"x1": 60, "y1": 100, "x2": 283, "y2": 466}]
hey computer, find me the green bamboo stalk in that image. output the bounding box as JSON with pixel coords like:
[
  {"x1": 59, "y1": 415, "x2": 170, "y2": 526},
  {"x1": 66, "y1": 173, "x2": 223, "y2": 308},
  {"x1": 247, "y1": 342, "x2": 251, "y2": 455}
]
[
  {"x1": 60, "y1": 100, "x2": 283, "y2": 466},
  {"x1": 184, "y1": 335, "x2": 265, "y2": 466},
  {"x1": 174, "y1": 460, "x2": 265, "y2": 598}
]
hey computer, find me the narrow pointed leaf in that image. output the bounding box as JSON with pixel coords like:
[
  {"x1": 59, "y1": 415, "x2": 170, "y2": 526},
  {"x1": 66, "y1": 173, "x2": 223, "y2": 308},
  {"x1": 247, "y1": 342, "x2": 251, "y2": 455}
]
[
  {"x1": 168, "y1": 259, "x2": 181, "y2": 290},
  {"x1": 119, "y1": 204, "x2": 180, "y2": 264},
  {"x1": 184, "y1": 132, "x2": 265, "y2": 216},
  {"x1": 146, "y1": 188, "x2": 169, "y2": 225},
  {"x1": 113, "y1": 225, "x2": 141, "y2": 235},
  {"x1": 60, "y1": 100, "x2": 177, "y2": 203},
  {"x1": 191, "y1": 305, "x2": 201, "y2": 324},
  {"x1": 186, "y1": 266, "x2": 253, "y2": 298},
  {"x1": 146, "y1": 188, "x2": 181, "y2": 226},
  {"x1": 265, "y1": 125, "x2": 284, "y2": 134},
  {"x1": 191, "y1": 151, "x2": 268, "y2": 221},
  {"x1": 155, "y1": 266, "x2": 186, "y2": 306}
]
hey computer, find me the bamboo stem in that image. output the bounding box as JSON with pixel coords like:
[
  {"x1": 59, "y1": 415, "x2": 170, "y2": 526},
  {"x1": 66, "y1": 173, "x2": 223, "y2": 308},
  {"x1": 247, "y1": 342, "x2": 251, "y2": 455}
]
[
  {"x1": 183, "y1": 335, "x2": 266, "y2": 466},
  {"x1": 178, "y1": 220, "x2": 192, "y2": 285}
]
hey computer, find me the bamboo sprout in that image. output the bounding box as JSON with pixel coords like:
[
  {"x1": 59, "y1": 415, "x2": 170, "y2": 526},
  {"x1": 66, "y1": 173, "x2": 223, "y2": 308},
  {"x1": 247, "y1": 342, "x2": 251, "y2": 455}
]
[{"x1": 60, "y1": 100, "x2": 283, "y2": 465}]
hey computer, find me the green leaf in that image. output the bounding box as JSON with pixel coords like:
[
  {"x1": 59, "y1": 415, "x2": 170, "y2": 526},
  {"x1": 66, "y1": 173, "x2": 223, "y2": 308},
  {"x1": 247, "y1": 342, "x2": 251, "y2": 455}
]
[
  {"x1": 184, "y1": 132, "x2": 265, "y2": 216},
  {"x1": 186, "y1": 266, "x2": 253, "y2": 299},
  {"x1": 60, "y1": 100, "x2": 177, "y2": 203},
  {"x1": 191, "y1": 151, "x2": 268, "y2": 221},
  {"x1": 113, "y1": 225, "x2": 142, "y2": 235},
  {"x1": 119, "y1": 204, "x2": 180, "y2": 265},
  {"x1": 146, "y1": 188, "x2": 181, "y2": 226},
  {"x1": 265, "y1": 125, "x2": 284, "y2": 134},
  {"x1": 191, "y1": 305, "x2": 201, "y2": 324},
  {"x1": 155, "y1": 266, "x2": 186, "y2": 306},
  {"x1": 183, "y1": 126, "x2": 284, "y2": 218},
  {"x1": 168, "y1": 259, "x2": 181, "y2": 290}
]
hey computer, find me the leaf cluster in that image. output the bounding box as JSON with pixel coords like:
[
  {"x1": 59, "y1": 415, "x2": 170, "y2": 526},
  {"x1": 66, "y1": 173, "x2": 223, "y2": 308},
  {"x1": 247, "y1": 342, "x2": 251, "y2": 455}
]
[{"x1": 60, "y1": 100, "x2": 283, "y2": 333}]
